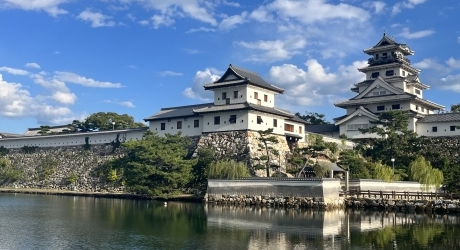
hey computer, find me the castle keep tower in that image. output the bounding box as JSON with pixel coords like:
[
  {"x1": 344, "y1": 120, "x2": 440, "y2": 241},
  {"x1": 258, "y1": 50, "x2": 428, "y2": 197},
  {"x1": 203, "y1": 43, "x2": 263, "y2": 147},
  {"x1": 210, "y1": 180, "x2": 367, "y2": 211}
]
[{"x1": 334, "y1": 33, "x2": 445, "y2": 138}]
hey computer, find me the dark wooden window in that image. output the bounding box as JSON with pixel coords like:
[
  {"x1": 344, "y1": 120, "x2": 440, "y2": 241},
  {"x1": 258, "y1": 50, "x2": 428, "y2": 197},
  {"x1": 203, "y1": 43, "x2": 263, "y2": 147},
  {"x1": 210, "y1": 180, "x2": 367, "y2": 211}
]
[
  {"x1": 229, "y1": 115, "x2": 236, "y2": 124},
  {"x1": 450, "y1": 126, "x2": 456, "y2": 131},
  {"x1": 273, "y1": 119, "x2": 277, "y2": 128},
  {"x1": 177, "y1": 121, "x2": 182, "y2": 129},
  {"x1": 377, "y1": 105, "x2": 385, "y2": 111},
  {"x1": 299, "y1": 126, "x2": 302, "y2": 134},
  {"x1": 284, "y1": 124, "x2": 294, "y2": 132},
  {"x1": 432, "y1": 126, "x2": 437, "y2": 132},
  {"x1": 371, "y1": 72, "x2": 379, "y2": 78},
  {"x1": 214, "y1": 116, "x2": 220, "y2": 125},
  {"x1": 161, "y1": 123, "x2": 165, "y2": 130},
  {"x1": 257, "y1": 116, "x2": 263, "y2": 124},
  {"x1": 233, "y1": 91, "x2": 238, "y2": 98},
  {"x1": 264, "y1": 95, "x2": 268, "y2": 102},
  {"x1": 222, "y1": 92, "x2": 227, "y2": 100},
  {"x1": 194, "y1": 120, "x2": 199, "y2": 128},
  {"x1": 415, "y1": 89, "x2": 421, "y2": 95},
  {"x1": 254, "y1": 92, "x2": 258, "y2": 99},
  {"x1": 392, "y1": 104, "x2": 400, "y2": 110}
]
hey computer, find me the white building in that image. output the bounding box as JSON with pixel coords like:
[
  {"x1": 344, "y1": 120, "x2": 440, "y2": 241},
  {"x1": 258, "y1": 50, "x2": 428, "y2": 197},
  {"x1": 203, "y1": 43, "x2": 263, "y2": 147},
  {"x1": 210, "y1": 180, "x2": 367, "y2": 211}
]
[
  {"x1": 334, "y1": 33, "x2": 460, "y2": 138},
  {"x1": 145, "y1": 64, "x2": 307, "y2": 142}
]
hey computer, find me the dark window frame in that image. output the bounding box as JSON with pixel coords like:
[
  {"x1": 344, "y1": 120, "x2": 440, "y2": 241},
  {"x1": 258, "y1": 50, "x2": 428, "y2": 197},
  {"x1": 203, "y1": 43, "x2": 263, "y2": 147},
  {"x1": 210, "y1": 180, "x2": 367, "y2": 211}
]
[
  {"x1": 392, "y1": 104, "x2": 400, "y2": 110},
  {"x1": 177, "y1": 121, "x2": 182, "y2": 129},
  {"x1": 377, "y1": 105, "x2": 385, "y2": 111},
  {"x1": 432, "y1": 126, "x2": 437, "y2": 132},
  {"x1": 222, "y1": 92, "x2": 227, "y2": 100},
  {"x1": 273, "y1": 119, "x2": 277, "y2": 128},
  {"x1": 194, "y1": 119, "x2": 199, "y2": 128},
  {"x1": 450, "y1": 126, "x2": 456, "y2": 131},
  {"x1": 214, "y1": 116, "x2": 220, "y2": 125},
  {"x1": 257, "y1": 116, "x2": 263, "y2": 124},
  {"x1": 385, "y1": 70, "x2": 394, "y2": 76},
  {"x1": 161, "y1": 123, "x2": 165, "y2": 130},
  {"x1": 233, "y1": 91, "x2": 238, "y2": 99},
  {"x1": 229, "y1": 115, "x2": 236, "y2": 124},
  {"x1": 371, "y1": 72, "x2": 380, "y2": 78}
]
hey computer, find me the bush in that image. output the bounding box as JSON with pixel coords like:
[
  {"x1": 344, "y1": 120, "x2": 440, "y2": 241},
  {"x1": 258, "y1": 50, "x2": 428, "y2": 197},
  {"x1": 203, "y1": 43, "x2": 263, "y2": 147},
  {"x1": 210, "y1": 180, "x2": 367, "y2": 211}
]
[
  {"x1": 68, "y1": 172, "x2": 78, "y2": 184},
  {"x1": 208, "y1": 160, "x2": 250, "y2": 179}
]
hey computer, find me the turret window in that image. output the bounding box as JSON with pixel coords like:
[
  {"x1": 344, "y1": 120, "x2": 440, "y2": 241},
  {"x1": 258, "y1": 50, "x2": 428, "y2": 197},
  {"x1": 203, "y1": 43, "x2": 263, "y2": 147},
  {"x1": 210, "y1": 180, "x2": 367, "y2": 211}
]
[
  {"x1": 415, "y1": 89, "x2": 421, "y2": 95},
  {"x1": 214, "y1": 116, "x2": 220, "y2": 125},
  {"x1": 392, "y1": 104, "x2": 400, "y2": 110},
  {"x1": 257, "y1": 116, "x2": 263, "y2": 124},
  {"x1": 254, "y1": 92, "x2": 258, "y2": 100},
  {"x1": 229, "y1": 115, "x2": 236, "y2": 124},
  {"x1": 377, "y1": 105, "x2": 385, "y2": 111},
  {"x1": 371, "y1": 72, "x2": 379, "y2": 78},
  {"x1": 450, "y1": 126, "x2": 456, "y2": 131},
  {"x1": 233, "y1": 91, "x2": 238, "y2": 98},
  {"x1": 222, "y1": 92, "x2": 227, "y2": 100},
  {"x1": 385, "y1": 70, "x2": 394, "y2": 76}
]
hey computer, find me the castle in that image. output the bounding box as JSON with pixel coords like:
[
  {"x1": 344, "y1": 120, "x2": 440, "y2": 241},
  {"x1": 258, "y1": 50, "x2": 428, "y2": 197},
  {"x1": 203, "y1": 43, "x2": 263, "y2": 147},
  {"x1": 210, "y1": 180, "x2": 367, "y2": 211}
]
[{"x1": 333, "y1": 33, "x2": 460, "y2": 138}]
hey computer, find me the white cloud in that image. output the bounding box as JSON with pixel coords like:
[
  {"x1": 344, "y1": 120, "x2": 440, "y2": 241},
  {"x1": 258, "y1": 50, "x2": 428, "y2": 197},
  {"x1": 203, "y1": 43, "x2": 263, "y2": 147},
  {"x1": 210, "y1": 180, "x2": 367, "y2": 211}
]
[
  {"x1": 77, "y1": 9, "x2": 115, "y2": 28},
  {"x1": 131, "y1": 0, "x2": 217, "y2": 27},
  {"x1": 182, "y1": 68, "x2": 220, "y2": 101},
  {"x1": 186, "y1": 27, "x2": 216, "y2": 33},
  {"x1": 151, "y1": 14, "x2": 174, "y2": 28},
  {"x1": 363, "y1": 1, "x2": 386, "y2": 14},
  {"x1": 0, "y1": 66, "x2": 29, "y2": 75},
  {"x1": 103, "y1": 100, "x2": 135, "y2": 108},
  {"x1": 268, "y1": 60, "x2": 367, "y2": 106},
  {"x1": 31, "y1": 73, "x2": 69, "y2": 92},
  {"x1": 0, "y1": 0, "x2": 68, "y2": 16},
  {"x1": 252, "y1": 0, "x2": 369, "y2": 24},
  {"x1": 138, "y1": 20, "x2": 149, "y2": 26},
  {"x1": 52, "y1": 91, "x2": 77, "y2": 104},
  {"x1": 458, "y1": 36, "x2": 460, "y2": 44},
  {"x1": 25, "y1": 62, "x2": 41, "y2": 69},
  {"x1": 219, "y1": 11, "x2": 247, "y2": 31},
  {"x1": 398, "y1": 27, "x2": 435, "y2": 39},
  {"x1": 235, "y1": 35, "x2": 307, "y2": 62},
  {"x1": 54, "y1": 71, "x2": 123, "y2": 88},
  {"x1": 391, "y1": 0, "x2": 426, "y2": 15},
  {"x1": 182, "y1": 48, "x2": 201, "y2": 54},
  {"x1": 159, "y1": 71, "x2": 183, "y2": 76},
  {"x1": 0, "y1": 73, "x2": 72, "y2": 123},
  {"x1": 412, "y1": 58, "x2": 445, "y2": 71},
  {"x1": 440, "y1": 74, "x2": 460, "y2": 93},
  {"x1": 222, "y1": 1, "x2": 240, "y2": 7},
  {"x1": 446, "y1": 57, "x2": 460, "y2": 69}
]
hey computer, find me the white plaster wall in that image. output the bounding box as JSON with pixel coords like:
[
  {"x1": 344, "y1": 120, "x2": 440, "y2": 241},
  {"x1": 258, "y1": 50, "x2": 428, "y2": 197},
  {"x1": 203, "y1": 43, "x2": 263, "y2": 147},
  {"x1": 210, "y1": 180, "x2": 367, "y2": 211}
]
[
  {"x1": 417, "y1": 122, "x2": 460, "y2": 137},
  {"x1": 245, "y1": 86, "x2": 276, "y2": 108},
  {"x1": 213, "y1": 86, "x2": 246, "y2": 106},
  {"x1": 247, "y1": 112, "x2": 284, "y2": 134},
  {"x1": 202, "y1": 111, "x2": 249, "y2": 133},
  {"x1": 409, "y1": 103, "x2": 432, "y2": 114},
  {"x1": 365, "y1": 67, "x2": 401, "y2": 80},
  {"x1": 350, "y1": 180, "x2": 435, "y2": 192},
  {"x1": 408, "y1": 116, "x2": 416, "y2": 132},
  {"x1": 339, "y1": 116, "x2": 380, "y2": 139},
  {"x1": 0, "y1": 129, "x2": 146, "y2": 149},
  {"x1": 149, "y1": 117, "x2": 203, "y2": 137}
]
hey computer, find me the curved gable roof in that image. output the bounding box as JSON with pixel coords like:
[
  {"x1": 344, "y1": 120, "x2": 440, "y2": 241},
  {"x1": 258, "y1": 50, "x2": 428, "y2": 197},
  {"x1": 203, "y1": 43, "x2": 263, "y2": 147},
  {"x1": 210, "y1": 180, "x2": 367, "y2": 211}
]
[{"x1": 204, "y1": 64, "x2": 284, "y2": 93}]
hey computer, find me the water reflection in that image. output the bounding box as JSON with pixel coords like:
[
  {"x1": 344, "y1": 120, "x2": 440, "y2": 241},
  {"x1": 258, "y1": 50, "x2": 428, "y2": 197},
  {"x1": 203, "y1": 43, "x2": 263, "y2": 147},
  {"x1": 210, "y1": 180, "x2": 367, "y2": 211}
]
[{"x1": 1, "y1": 193, "x2": 460, "y2": 249}]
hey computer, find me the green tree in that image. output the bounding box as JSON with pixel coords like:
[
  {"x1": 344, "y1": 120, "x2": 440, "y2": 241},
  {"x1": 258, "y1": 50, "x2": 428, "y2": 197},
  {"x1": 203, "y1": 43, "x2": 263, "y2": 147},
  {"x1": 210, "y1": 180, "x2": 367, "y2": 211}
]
[
  {"x1": 451, "y1": 103, "x2": 460, "y2": 113},
  {"x1": 312, "y1": 162, "x2": 331, "y2": 178},
  {"x1": 409, "y1": 156, "x2": 444, "y2": 191},
  {"x1": 369, "y1": 161, "x2": 398, "y2": 182},
  {"x1": 295, "y1": 111, "x2": 330, "y2": 124},
  {"x1": 190, "y1": 148, "x2": 215, "y2": 192},
  {"x1": 338, "y1": 149, "x2": 371, "y2": 179},
  {"x1": 255, "y1": 128, "x2": 279, "y2": 177},
  {"x1": 37, "y1": 125, "x2": 51, "y2": 135},
  {"x1": 85, "y1": 112, "x2": 146, "y2": 131},
  {"x1": 360, "y1": 110, "x2": 420, "y2": 176},
  {"x1": 208, "y1": 160, "x2": 250, "y2": 179},
  {"x1": 120, "y1": 131, "x2": 196, "y2": 196}
]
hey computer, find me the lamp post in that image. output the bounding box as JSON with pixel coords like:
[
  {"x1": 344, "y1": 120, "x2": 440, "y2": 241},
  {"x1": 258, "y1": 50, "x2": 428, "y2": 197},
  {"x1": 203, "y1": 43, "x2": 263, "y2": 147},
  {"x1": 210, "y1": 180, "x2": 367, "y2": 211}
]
[
  {"x1": 112, "y1": 121, "x2": 115, "y2": 130},
  {"x1": 391, "y1": 158, "x2": 395, "y2": 173}
]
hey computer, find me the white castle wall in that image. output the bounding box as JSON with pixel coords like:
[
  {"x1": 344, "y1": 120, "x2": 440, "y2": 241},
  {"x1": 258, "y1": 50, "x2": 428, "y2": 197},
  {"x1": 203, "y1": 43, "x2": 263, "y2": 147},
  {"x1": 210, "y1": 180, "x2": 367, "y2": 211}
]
[
  {"x1": 417, "y1": 122, "x2": 460, "y2": 137},
  {"x1": 0, "y1": 128, "x2": 147, "y2": 149}
]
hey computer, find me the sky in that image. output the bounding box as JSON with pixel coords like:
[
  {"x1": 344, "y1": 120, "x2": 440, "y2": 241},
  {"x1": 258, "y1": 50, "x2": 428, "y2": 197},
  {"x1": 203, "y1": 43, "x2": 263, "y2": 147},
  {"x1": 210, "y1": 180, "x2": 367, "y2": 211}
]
[{"x1": 0, "y1": 0, "x2": 459, "y2": 134}]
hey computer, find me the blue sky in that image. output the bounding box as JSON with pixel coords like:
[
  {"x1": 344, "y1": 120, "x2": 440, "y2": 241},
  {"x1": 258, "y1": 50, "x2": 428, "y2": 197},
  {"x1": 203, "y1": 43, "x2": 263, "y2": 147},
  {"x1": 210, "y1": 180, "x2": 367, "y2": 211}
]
[{"x1": 0, "y1": 0, "x2": 459, "y2": 134}]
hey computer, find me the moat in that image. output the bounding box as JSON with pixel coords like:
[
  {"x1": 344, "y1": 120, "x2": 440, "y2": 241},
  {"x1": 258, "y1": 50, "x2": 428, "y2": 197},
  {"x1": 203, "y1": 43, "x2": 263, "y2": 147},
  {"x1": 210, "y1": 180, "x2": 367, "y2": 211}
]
[{"x1": 1, "y1": 193, "x2": 460, "y2": 249}]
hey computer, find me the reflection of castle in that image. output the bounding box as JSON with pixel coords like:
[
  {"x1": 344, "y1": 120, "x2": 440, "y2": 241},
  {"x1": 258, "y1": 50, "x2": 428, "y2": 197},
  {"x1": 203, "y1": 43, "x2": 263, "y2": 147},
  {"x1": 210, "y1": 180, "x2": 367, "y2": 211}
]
[
  {"x1": 205, "y1": 205, "x2": 458, "y2": 249},
  {"x1": 333, "y1": 34, "x2": 460, "y2": 139}
]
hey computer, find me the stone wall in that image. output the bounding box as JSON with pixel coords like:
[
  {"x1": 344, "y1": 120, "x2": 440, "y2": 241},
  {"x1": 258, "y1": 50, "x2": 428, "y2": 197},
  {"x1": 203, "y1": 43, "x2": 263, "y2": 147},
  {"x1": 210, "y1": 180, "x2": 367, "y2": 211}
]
[
  {"x1": 193, "y1": 130, "x2": 292, "y2": 177},
  {"x1": 1, "y1": 144, "x2": 124, "y2": 192}
]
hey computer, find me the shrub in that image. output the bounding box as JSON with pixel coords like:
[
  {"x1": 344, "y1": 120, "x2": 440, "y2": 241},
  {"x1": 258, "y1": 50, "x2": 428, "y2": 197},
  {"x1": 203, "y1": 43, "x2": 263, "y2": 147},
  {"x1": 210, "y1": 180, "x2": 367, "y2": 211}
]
[{"x1": 208, "y1": 160, "x2": 250, "y2": 179}]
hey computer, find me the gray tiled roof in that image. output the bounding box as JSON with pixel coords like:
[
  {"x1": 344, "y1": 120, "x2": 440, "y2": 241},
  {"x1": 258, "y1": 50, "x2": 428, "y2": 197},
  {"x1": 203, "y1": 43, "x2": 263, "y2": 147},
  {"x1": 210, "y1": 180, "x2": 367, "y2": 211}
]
[
  {"x1": 335, "y1": 94, "x2": 414, "y2": 107},
  {"x1": 286, "y1": 116, "x2": 309, "y2": 125},
  {"x1": 305, "y1": 124, "x2": 339, "y2": 133},
  {"x1": 417, "y1": 113, "x2": 460, "y2": 123},
  {"x1": 285, "y1": 132, "x2": 303, "y2": 139},
  {"x1": 144, "y1": 103, "x2": 213, "y2": 121},
  {"x1": 193, "y1": 102, "x2": 295, "y2": 118},
  {"x1": 204, "y1": 64, "x2": 284, "y2": 93}
]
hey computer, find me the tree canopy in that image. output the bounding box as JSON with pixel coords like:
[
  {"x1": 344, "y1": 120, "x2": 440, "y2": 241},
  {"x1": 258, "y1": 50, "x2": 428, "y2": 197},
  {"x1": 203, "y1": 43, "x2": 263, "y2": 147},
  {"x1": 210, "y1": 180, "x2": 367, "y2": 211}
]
[
  {"x1": 71, "y1": 112, "x2": 146, "y2": 131},
  {"x1": 451, "y1": 103, "x2": 460, "y2": 113},
  {"x1": 295, "y1": 112, "x2": 330, "y2": 125}
]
